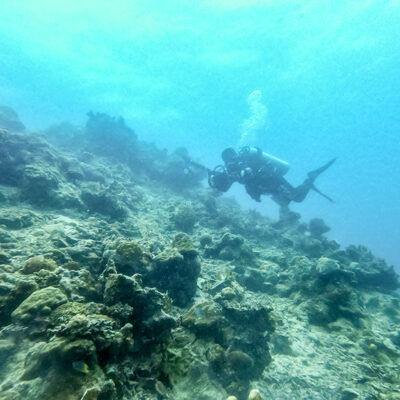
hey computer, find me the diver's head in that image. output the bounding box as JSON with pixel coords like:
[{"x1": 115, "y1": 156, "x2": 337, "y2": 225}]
[{"x1": 221, "y1": 147, "x2": 237, "y2": 164}]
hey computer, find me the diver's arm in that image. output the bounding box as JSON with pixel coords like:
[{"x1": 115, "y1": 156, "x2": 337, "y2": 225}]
[{"x1": 188, "y1": 160, "x2": 210, "y2": 172}]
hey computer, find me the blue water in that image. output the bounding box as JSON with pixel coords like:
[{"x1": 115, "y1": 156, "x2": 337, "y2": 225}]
[{"x1": 0, "y1": 1, "x2": 399, "y2": 268}]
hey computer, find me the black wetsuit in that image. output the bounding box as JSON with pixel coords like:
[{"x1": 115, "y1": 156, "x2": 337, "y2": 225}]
[{"x1": 221, "y1": 146, "x2": 337, "y2": 208}]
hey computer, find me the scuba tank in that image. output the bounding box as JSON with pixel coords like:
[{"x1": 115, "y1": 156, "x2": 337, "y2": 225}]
[{"x1": 239, "y1": 147, "x2": 290, "y2": 176}]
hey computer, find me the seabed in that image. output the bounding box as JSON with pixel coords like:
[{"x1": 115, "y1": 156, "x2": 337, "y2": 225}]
[{"x1": 0, "y1": 109, "x2": 399, "y2": 400}]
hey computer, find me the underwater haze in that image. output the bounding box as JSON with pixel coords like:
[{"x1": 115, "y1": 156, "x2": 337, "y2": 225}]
[{"x1": 0, "y1": 0, "x2": 399, "y2": 268}]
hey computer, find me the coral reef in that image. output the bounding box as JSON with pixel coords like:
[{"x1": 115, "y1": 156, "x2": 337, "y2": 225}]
[{"x1": 0, "y1": 108, "x2": 398, "y2": 400}]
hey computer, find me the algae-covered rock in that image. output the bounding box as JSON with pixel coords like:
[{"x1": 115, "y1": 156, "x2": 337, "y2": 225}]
[
  {"x1": 152, "y1": 246, "x2": 183, "y2": 266},
  {"x1": 103, "y1": 273, "x2": 141, "y2": 306},
  {"x1": 21, "y1": 163, "x2": 61, "y2": 204},
  {"x1": 50, "y1": 301, "x2": 134, "y2": 357},
  {"x1": 43, "y1": 122, "x2": 84, "y2": 151},
  {"x1": 239, "y1": 266, "x2": 275, "y2": 293},
  {"x1": 12, "y1": 286, "x2": 67, "y2": 325},
  {"x1": 206, "y1": 341, "x2": 264, "y2": 399},
  {"x1": 0, "y1": 131, "x2": 61, "y2": 194},
  {"x1": 226, "y1": 350, "x2": 255, "y2": 377},
  {"x1": 309, "y1": 218, "x2": 331, "y2": 237},
  {"x1": 66, "y1": 243, "x2": 102, "y2": 270},
  {"x1": 58, "y1": 267, "x2": 100, "y2": 301},
  {"x1": 295, "y1": 236, "x2": 325, "y2": 258},
  {"x1": 345, "y1": 248, "x2": 400, "y2": 290},
  {"x1": 0, "y1": 251, "x2": 10, "y2": 264},
  {"x1": 217, "y1": 298, "x2": 275, "y2": 335},
  {"x1": 21, "y1": 255, "x2": 57, "y2": 274},
  {"x1": 149, "y1": 236, "x2": 201, "y2": 307},
  {"x1": 0, "y1": 339, "x2": 16, "y2": 364},
  {"x1": 185, "y1": 293, "x2": 275, "y2": 397},
  {"x1": 163, "y1": 326, "x2": 228, "y2": 399},
  {"x1": 162, "y1": 327, "x2": 199, "y2": 382},
  {"x1": 50, "y1": 301, "x2": 90, "y2": 325},
  {"x1": 316, "y1": 257, "x2": 341, "y2": 276},
  {"x1": 172, "y1": 202, "x2": 197, "y2": 232},
  {"x1": 199, "y1": 233, "x2": 213, "y2": 247},
  {"x1": 22, "y1": 337, "x2": 96, "y2": 380},
  {"x1": 0, "y1": 209, "x2": 38, "y2": 229},
  {"x1": 55, "y1": 313, "x2": 124, "y2": 355},
  {"x1": 103, "y1": 271, "x2": 175, "y2": 344},
  {"x1": 172, "y1": 232, "x2": 198, "y2": 257},
  {"x1": 0, "y1": 272, "x2": 38, "y2": 326},
  {"x1": 304, "y1": 285, "x2": 365, "y2": 328},
  {"x1": 81, "y1": 185, "x2": 127, "y2": 220},
  {"x1": 204, "y1": 232, "x2": 252, "y2": 261},
  {"x1": 114, "y1": 241, "x2": 147, "y2": 275},
  {"x1": 115, "y1": 241, "x2": 143, "y2": 262},
  {"x1": 183, "y1": 301, "x2": 227, "y2": 342}
]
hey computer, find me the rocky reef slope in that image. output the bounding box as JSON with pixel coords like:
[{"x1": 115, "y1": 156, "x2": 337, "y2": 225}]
[{"x1": 0, "y1": 109, "x2": 399, "y2": 400}]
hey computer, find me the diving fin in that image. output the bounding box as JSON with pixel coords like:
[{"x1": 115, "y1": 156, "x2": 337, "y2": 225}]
[
  {"x1": 307, "y1": 158, "x2": 336, "y2": 182},
  {"x1": 311, "y1": 184, "x2": 335, "y2": 203}
]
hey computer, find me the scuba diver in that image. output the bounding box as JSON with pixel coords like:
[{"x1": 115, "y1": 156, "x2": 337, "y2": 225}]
[{"x1": 207, "y1": 147, "x2": 336, "y2": 207}]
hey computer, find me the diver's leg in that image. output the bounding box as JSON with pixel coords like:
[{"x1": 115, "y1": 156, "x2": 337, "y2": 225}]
[
  {"x1": 272, "y1": 179, "x2": 296, "y2": 205},
  {"x1": 290, "y1": 179, "x2": 313, "y2": 203}
]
